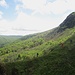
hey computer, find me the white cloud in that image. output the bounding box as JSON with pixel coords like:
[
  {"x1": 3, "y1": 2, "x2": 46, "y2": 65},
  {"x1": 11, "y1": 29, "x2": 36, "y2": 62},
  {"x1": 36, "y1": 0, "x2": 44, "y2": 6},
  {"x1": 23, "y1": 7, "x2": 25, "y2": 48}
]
[
  {"x1": 16, "y1": 0, "x2": 50, "y2": 15},
  {"x1": 66, "y1": 0, "x2": 75, "y2": 11},
  {"x1": 0, "y1": 11, "x2": 3, "y2": 19},
  {"x1": 0, "y1": 11, "x2": 63, "y2": 35},
  {"x1": 0, "y1": 0, "x2": 75, "y2": 35},
  {"x1": 0, "y1": 0, "x2": 8, "y2": 7},
  {"x1": 14, "y1": 12, "x2": 57, "y2": 30},
  {"x1": 16, "y1": 0, "x2": 75, "y2": 15},
  {"x1": 46, "y1": 0, "x2": 68, "y2": 14},
  {"x1": 0, "y1": 19, "x2": 11, "y2": 30}
]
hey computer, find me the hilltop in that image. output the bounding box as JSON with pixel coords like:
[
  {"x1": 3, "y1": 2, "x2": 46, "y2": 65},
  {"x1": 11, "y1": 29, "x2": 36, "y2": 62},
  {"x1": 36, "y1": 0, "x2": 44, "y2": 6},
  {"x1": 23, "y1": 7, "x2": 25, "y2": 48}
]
[{"x1": 0, "y1": 12, "x2": 75, "y2": 75}]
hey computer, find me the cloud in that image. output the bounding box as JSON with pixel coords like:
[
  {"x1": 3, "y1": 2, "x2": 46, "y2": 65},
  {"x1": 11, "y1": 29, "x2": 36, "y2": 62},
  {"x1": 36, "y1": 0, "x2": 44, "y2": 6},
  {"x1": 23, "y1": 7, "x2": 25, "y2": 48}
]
[
  {"x1": 16, "y1": 4, "x2": 21, "y2": 11},
  {"x1": 0, "y1": 11, "x2": 62, "y2": 35},
  {"x1": 16, "y1": 0, "x2": 49, "y2": 14},
  {"x1": 13, "y1": 28, "x2": 39, "y2": 32},
  {"x1": 13, "y1": 12, "x2": 56, "y2": 31},
  {"x1": 0, "y1": 19, "x2": 11, "y2": 30},
  {"x1": 0, "y1": 0, "x2": 75, "y2": 35},
  {"x1": 66, "y1": 0, "x2": 75, "y2": 11},
  {"x1": 16, "y1": 0, "x2": 75, "y2": 15},
  {"x1": 0, "y1": 11, "x2": 3, "y2": 19},
  {"x1": 46, "y1": 0, "x2": 68, "y2": 14},
  {"x1": 0, "y1": 0, "x2": 8, "y2": 7}
]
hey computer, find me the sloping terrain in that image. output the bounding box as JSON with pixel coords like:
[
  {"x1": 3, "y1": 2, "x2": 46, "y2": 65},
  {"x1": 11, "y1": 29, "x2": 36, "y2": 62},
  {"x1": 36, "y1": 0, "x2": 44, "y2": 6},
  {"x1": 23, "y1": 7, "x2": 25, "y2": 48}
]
[
  {"x1": 0, "y1": 35, "x2": 22, "y2": 48},
  {"x1": 0, "y1": 12, "x2": 75, "y2": 75}
]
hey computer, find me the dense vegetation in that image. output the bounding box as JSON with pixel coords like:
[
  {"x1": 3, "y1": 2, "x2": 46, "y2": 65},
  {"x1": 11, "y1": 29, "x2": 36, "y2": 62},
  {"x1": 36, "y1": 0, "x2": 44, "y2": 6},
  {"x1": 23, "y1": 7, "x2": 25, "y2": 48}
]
[{"x1": 0, "y1": 12, "x2": 75, "y2": 75}]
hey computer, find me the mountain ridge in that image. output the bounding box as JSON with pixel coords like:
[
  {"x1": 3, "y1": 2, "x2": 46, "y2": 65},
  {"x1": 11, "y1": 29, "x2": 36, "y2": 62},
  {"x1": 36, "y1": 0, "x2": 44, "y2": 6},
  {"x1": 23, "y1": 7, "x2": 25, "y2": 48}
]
[{"x1": 58, "y1": 12, "x2": 75, "y2": 32}]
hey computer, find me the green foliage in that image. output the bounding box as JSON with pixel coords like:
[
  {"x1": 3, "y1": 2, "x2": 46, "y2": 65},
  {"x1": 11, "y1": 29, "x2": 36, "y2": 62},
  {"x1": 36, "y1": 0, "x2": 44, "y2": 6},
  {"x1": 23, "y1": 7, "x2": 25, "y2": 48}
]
[
  {"x1": 0, "y1": 12, "x2": 75, "y2": 75},
  {"x1": 0, "y1": 35, "x2": 22, "y2": 48},
  {"x1": 0, "y1": 26, "x2": 75, "y2": 75}
]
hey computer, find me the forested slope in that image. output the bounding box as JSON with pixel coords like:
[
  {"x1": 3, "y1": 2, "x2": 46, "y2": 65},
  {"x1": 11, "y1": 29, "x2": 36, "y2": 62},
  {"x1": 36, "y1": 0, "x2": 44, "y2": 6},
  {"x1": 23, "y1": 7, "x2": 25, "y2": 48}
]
[{"x1": 0, "y1": 12, "x2": 75, "y2": 75}]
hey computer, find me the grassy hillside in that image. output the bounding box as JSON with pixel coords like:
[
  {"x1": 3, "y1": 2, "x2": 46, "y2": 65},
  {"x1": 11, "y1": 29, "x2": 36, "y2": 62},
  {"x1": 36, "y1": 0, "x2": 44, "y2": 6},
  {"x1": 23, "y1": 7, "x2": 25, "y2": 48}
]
[
  {"x1": 0, "y1": 12, "x2": 75, "y2": 75},
  {"x1": 0, "y1": 35, "x2": 22, "y2": 48},
  {"x1": 5, "y1": 27, "x2": 75, "y2": 75}
]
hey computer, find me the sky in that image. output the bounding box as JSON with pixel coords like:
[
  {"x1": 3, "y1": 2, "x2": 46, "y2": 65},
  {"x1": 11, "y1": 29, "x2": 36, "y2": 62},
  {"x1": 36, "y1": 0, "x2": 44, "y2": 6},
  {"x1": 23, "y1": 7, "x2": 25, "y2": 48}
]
[{"x1": 0, "y1": 0, "x2": 75, "y2": 35}]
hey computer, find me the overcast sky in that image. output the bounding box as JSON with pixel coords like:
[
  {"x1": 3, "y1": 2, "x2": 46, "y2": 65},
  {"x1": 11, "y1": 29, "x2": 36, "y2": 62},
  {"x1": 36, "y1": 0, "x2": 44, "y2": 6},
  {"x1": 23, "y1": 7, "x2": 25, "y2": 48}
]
[{"x1": 0, "y1": 0, "x2": 75, "y2": 35}]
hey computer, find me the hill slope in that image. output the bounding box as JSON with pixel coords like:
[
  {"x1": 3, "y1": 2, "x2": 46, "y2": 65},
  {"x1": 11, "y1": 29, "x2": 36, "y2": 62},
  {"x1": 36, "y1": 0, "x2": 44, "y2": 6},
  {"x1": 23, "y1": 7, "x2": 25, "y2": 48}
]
[
  {"x1": 0, "y1": 12, "x2": 75, "y2": 75},
  {"x1": 0, "y1": 35, "x2": 22, "y2": 48}
]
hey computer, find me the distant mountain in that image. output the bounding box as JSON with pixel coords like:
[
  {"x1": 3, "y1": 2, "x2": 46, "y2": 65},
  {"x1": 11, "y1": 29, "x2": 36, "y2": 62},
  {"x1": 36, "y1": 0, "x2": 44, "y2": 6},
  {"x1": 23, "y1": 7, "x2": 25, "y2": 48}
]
[
  {"x1": 20, "y1": 34, "x2": 37, "y2": 40},
  {"x1": 0, "y1": 35, "x2": 22, "y2": 48}
]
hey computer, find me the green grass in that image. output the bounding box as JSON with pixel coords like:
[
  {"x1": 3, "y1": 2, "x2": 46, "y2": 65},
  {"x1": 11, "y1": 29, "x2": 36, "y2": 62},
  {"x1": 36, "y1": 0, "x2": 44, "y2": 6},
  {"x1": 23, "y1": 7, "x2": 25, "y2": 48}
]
[
  {"x1": 0, "y1": 27, "x2": 75, "y2": 75},
  {"x1": 5, "y1": 36, "x2": 75, "y2": 75}
]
